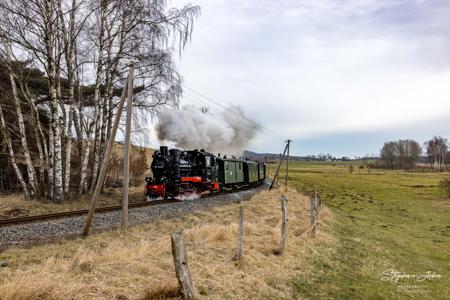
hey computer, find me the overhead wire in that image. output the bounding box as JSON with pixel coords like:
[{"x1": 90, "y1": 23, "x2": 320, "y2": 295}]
[
  {"x1": 183, "y1": 91, "x2": 268, "y2": 131},
  {"x1": 183, "y1": 85, "x2": 285, "y2": 138},
  {"x1": 182, "y1": 94, "x2": 260, "y2": 135},
  {"x1": 181, "y1": 85, "x2": 288, "y2": 140}
]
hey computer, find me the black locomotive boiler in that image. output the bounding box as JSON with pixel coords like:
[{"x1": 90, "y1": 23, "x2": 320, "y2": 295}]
[{"x1": 145, "y1": 146, "x2": 266, "y2": 199}]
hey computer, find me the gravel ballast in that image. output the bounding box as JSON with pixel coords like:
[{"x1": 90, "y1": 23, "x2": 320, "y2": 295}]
[{"x1": 0, "y1": 184, "x2": 267, "y2": 249}]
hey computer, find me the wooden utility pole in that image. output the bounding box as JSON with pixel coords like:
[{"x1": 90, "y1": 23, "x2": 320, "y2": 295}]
[
  {"x1": 171, "y1": 230, "x2": 197, "y2": 299},
  {"x1": 285, "y1": 140, "x2": 291, "y2": 192},
  {"x1": 270, "y1": 140, "x2": 292, "y2": 191},
  {"x1": 269, "y1": 143, "x2": 288, "y2": 191},
  {"x1": 82, "y1": 66, "x2": 132, "y2": 236},
  {"x1": 121, "y1": 64, "x2": 135, "y2": 230}
]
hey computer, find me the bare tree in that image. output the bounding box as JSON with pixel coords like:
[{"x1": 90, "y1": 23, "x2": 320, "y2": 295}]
[
  {"x1": 380, "y1": 141, "x2": 399, "y2": 169},
  {"x1": 398, "y1": 139, "x2": 422, "y2": 169},
  {"x1": 425, "y1": 136, "x2": 448, "y2": 171},
  {"x1": 380, "y1": 139, "x2": 421, "y2": 170},
  {"x1": 0, "y1": 100, "x2": 30, "y2": 197},
  {"x1": 0, "y1": 42, "x2": 39, "y2": 196}
]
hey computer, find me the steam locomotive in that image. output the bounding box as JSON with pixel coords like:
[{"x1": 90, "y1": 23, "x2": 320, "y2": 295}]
[{"x1": 145, "y1": 146, "x2": 266, "y2": 199}]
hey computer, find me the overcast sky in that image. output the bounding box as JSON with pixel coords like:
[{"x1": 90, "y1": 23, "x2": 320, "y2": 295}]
[{"x1": 166, "y1": 0, "x2": 450, "y2": 157}]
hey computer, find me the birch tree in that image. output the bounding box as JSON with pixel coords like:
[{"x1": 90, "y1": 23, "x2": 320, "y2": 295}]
[
  {"x1": 0, "y1": 94, "x2": 30, "y2": 198},
  {"x1": 0, "y1": 43, "x2": 40, "y2": 196},
  {"x1": 425, "y1": 136, "x2": 448, "y2": 171}
]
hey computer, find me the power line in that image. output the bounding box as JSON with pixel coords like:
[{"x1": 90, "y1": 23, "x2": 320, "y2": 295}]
[
  {"x1": 182, "y1": 85, "x2": 288, "y2": 140},
  {"x1": 183, "y1": 96, "x2": 237, "y2": 122},
  {"x1": 183, "y1": 90, "x2": 285, "y2": 139},
  {"x1": 183, "y1": 94, "x2": 261, "y2": 129},
  {"x1": 183, "y1": 86, "x2": 275, "y2": 131},
  {"x1": 182, "y1": 94, "x2": 223, "y2": 115},
  {"x1": 183, "y1": 92, "x2": 252, "y2": 121}
]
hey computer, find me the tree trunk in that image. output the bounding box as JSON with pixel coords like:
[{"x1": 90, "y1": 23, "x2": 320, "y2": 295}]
[
  {"x1": 49, "y1": 80, "x2": 64, "y2": 202},
  {"x1": 105, "y1": 26, "x2": 114, "y2": 142},
  {"x1": 20, "y1": 83, "x2": 46, "y2": 188},
  {"x1": 90, "y1": 113, "x2": 101, "y2": 192},
  {"x1": 64, "y1": 106, "x2": 74, "y2": 196},
  {"x1": 45, "y1": 0, "x2": 64, "y2": 202},
  {"x1": 78, "y1": 137, "x2": 92, "y2": 196},
  {"x1": 48, "y1": 123, "x2": 54, "y2": 199},
  {"x1": 23, "y1": 83, "x2": 49, "y2": 189},
  {"x1": 10, "y1": 74, "x2": 38, "y2": 196},
  {"x1": 89, "y1": 2, "x2": 107, "y2": 193},
  {"x1": 99, "y1": 97, "x2": 108, "y2": 182}
]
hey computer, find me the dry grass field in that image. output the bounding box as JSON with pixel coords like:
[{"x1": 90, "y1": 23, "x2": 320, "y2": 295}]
[{"x1": 0, "y1": 187, "x2": 330, "y2": 299}]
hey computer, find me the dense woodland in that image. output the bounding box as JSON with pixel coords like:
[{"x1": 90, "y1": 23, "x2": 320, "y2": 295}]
[{"x1": 0, "y1": 0, "x2": 199, "y2": 202}]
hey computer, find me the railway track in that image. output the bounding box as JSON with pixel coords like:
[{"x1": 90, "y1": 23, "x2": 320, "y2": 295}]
[
  {"x1": 0, "y1": 182, "x2": 264, "y2": 227},
  {"x1": 0, "y1": 199, "x2": 179, "y2": 227}
]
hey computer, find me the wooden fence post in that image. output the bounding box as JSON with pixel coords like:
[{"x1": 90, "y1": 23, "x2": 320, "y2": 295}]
[
  {"x1": 317, "y1": 193, "x2": 322, "y2": 208},
  {"x1": 171, "y1": 230, "x2": 197, "y2": 299},
  {"x1": 310, "y1": 192, "x2": 319, "y2": 237},
  {"x1": 235, "y1": 204, "x2": 244, "y2": 260},
  {"x1": 279, "y1": 195, "x2": 288, "y2": 255}
]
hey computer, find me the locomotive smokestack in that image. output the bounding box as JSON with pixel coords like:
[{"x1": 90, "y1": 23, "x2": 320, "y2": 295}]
[{"x1": 160, "y1": 146, "x2": 168, "y2": 156}]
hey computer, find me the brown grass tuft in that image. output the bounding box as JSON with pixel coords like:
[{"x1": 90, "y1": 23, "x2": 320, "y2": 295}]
[{"x1": 142, "y1": 284, "x2": 181, "y2": 300}]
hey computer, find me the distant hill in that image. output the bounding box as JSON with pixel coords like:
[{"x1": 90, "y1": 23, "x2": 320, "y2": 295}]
[
  {"x1": 243, "y1": 150, "x2": 308, "y2": 162},
  {"x1": 243, "y1": 150, "x2": 373, "y2": 162}
]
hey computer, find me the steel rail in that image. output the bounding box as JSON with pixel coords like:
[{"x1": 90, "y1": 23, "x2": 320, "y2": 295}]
[{"x1": 0, "y1": 199, "x2": 179, "y2": 226}]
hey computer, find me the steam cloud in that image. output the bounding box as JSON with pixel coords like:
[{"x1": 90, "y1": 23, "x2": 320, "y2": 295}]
[{"x1": 156, "y1": 104, "x2": 260, "y2": 154}]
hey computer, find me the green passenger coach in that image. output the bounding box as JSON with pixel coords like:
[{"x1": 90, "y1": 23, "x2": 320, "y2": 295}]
[
  {"x1": 217, "y1": 159, "x2": 244, "y2": 185},
  {"x1": 244, "y1": 161, "x2": 259, "y2": 183},
  {"x1": 258, "y1": 162, "x2": 266, "y2": 181}
]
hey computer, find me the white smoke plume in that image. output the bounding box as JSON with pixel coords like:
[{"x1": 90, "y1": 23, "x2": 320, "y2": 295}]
[{"x1": 156, "y1": 104, "x2": 260, "y2": 154}]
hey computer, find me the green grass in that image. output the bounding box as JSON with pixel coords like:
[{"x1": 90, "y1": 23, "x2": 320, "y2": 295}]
[{"x1": 282, "y1": 162, "x2": 450, "y2": 299}]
